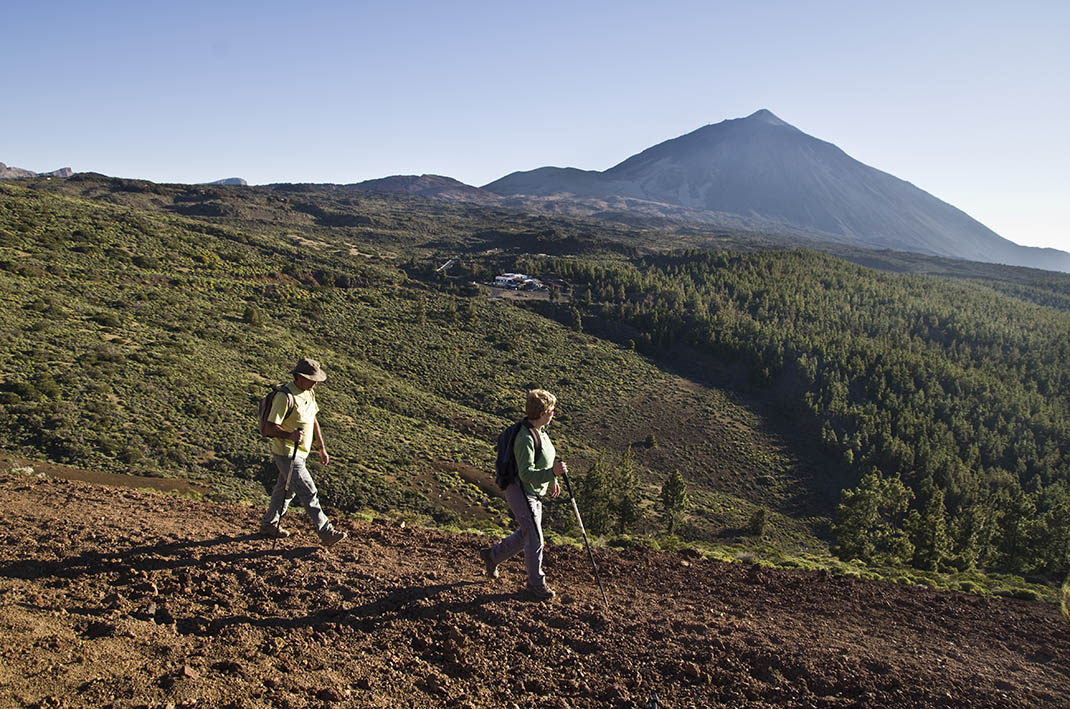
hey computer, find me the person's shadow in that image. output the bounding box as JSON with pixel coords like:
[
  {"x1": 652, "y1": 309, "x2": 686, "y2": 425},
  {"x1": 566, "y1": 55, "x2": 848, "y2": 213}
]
[
  {"x1": 0, "y1": 533, "x2": 312, "y2": 582},
  {"x1": 2, "y1": 532, "x2": 535, "y2": 637},
  {"x1": 184, "y1": 581, "x2": 522, "y2": 636}
]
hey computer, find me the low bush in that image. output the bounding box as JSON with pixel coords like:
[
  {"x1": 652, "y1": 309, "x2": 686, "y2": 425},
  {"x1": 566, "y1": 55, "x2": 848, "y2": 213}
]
[{"x1": 994, "y1": 588, "x2": 1040, "y2": 602}]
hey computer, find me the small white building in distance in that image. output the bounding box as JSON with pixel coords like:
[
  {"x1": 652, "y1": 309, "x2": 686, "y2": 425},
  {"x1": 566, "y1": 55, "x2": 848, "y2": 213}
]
[{"x1": 494, "y1": 273, "x2": 544, "y2": 290}]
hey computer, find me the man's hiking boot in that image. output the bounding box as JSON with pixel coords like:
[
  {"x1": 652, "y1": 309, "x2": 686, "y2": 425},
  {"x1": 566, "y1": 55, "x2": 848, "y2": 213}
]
[
  {"x1": 479, "y1": 548, "x2": 499, "y2": 578},
  {"x1": 525, "y1": 584, "x2": 555, "y2": 601},
  {"x1": 319, "y1": 528, "x2": 348, "y2": 548},
  {"x1": 259, "y1": 523, "x2": 290, "y2": 538}
]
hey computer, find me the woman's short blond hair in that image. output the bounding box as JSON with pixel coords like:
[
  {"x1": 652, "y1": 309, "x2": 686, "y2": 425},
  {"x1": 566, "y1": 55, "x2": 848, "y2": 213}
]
[{"x1": 525, "y1": 389, "x2": 557, "y2": 420}]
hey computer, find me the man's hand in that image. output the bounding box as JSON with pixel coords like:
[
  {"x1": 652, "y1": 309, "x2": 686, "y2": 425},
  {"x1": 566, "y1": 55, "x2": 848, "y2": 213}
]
[
  {"x1": 289, "y1": 430, "x2": 303, "y2": 444},
  {"x1": 318, "y1": 448, "x2": 329, "y2": 466}
]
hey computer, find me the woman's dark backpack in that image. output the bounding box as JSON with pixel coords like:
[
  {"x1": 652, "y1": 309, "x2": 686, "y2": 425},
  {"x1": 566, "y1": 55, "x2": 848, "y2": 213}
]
[{"x1": 495, "y1": 420, "x2": 541, "y2": 490}]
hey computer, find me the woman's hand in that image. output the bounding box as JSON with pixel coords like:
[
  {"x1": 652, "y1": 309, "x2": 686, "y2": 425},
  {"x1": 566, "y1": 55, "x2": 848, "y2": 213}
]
[
  {"x1": 552, "y1": 460, "x2": 568, "y2": 477},
  {"x1": 550, "y1": 480, "x2": 561, "y2": 498}
]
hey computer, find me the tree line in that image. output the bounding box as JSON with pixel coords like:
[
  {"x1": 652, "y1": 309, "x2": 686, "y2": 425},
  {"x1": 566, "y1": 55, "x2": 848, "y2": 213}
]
[{"x1": 517, "y1": 249, "x2": 1070, "y2": 577}]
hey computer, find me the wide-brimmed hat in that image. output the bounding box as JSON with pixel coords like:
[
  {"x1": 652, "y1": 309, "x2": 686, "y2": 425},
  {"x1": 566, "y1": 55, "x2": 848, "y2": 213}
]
[{"x1": 291, "y1": 357, "x2": 327, "y2": 382}]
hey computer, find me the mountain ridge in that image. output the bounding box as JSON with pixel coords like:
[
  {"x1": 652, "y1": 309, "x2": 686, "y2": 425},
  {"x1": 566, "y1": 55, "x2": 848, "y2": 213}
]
[
  {"x1": 344, "y1": 174, "x2": 503, "y2": 205},
  {"x1": 6, "y1": 109, "x2": 1068, "y2": 272},
  {"x1": 206, "y1": 177, "x2": 248, "y2": 186},
  {"x1": 483, "y1": 111, "x2": 1070, "y2": 273},
  {"x1": 0, "y1": 162, "x2": 73, "y2": 179}
]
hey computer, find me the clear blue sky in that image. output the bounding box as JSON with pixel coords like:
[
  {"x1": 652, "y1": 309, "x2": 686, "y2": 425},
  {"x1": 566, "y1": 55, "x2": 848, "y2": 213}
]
[{"x1": 3, "y1": 1, "x2": 1067, "y2": 252}]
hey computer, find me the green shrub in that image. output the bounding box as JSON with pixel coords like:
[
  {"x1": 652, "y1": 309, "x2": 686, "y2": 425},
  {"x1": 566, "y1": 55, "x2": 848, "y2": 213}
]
[
  {"x1": 655, "y1": 534, "x2": 683, "y2": 552},
  {"x1": 430, "y1": 506, "x2": 461, "y2": 526},
  {"x1": 3, "y1": 381, "x2": 42, "y2": 402},
  {"x1": 242, "y1": 305, "x2": 264, "y2": 326},
  {"x1": 121, "y1": 447, "x2": 144, "y2": 464},
  {"x1": 994, "y1": 588, "x2": 1040, "y2": 601},
  {"x1": 748, "y1": 507, "x2": 768, "y2": 537},
  {"x1": 93, "y1": 312, "x2": 122, "y2": 328}
]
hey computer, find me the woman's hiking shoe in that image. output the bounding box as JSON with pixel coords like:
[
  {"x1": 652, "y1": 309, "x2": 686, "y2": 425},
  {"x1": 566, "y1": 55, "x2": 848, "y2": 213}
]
[
  {"x1": 319, "y1": 528, "x2": 348, "y2": 548},
  {"x1": 259, "y1": 524, "x2": 290, "y2": 538},
  {"x1": 479, "y1": 548, "x2": 499, "y2": 578},
  {"x1": 525, "y1": 584, "x2": 555, "y2": 601}
]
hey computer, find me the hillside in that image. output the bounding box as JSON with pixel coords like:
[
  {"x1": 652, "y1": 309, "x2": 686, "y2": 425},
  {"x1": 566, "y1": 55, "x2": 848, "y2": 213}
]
[
  {"x1": 2, "y1": 469, "x2": 1068, "y2": 708},
  {"x1": 484, "y1": 111, "x2": 1070, "y2": 273},
  {"x1": 0, "y1": 178, "x2": 812, "y2": 550},
  {"x1": 3, "y1": 174, "x2": 1069, "y2": 582}
]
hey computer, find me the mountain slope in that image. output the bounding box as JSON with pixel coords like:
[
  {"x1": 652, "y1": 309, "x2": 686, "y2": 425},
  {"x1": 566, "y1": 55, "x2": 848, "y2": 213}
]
[
  {"x1": 0, "y1": 162, "x2": 72, "y2": 179},
  {"x1": 2, "y1": 470, "x2": 1067, "y2": 708},
  {"x1": 0, "y1": 178, "x2": 812, "y2": 545},
  {"x1": 484, "y1": 111, "x2": 1070, "y2": 272},
  {"x1": 344, "y1": 174, "x2": 504, "y2": 206}
]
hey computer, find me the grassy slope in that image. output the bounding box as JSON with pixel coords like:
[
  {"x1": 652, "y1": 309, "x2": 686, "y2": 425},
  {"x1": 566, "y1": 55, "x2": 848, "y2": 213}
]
[{"x1": 0, "y1": 180, "x2": 811, "y2": 550}]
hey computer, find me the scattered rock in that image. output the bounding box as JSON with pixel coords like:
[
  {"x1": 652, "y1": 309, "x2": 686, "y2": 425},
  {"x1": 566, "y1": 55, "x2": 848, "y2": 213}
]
[
  {"x1": 1, "y1": 474, "x2": 1067, "y2": 708},
  {"x1": 523, "y1": 677, "x2": 549, "y2": 694},
  {"x1": 84, "y1": 621, "x2": 118, "y2": 638},
  {"x1": 154, "y1": 604, "x2": 175, "y2": 625},
  {"x1": 316, "y1": 687, "x2": 344, "y2": 703},
  {"x1": 211, "y1": 660, "x2": 245, "y2": 676}
]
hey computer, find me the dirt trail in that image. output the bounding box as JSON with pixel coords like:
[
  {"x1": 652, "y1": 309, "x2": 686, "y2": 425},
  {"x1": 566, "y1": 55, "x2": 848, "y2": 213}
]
[{"x1": 0, "y1": 470, "x2": 1067, "y2": 708}]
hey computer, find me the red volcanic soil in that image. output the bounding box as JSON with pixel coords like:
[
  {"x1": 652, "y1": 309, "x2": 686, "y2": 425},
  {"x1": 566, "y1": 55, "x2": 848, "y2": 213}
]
[{"x1": 0, "y1": 470, "x2": 1067, "y2": 708}]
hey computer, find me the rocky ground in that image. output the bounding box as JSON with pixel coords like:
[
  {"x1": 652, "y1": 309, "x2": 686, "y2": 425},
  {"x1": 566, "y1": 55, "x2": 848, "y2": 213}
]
[{"x1": 0, "y1": 470, "x2": 1067, "y2": 708}]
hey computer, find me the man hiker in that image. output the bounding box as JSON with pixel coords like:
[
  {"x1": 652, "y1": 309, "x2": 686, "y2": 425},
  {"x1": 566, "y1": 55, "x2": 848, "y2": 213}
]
[{"x1": 259, "y1": 357, "x2": 347, "y2": 547}]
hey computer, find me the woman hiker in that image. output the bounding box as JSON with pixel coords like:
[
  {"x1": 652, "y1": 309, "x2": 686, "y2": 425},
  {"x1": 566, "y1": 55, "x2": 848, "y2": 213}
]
[{"x1": 479, "y1": 389, "x2": 567, "y2": 600}]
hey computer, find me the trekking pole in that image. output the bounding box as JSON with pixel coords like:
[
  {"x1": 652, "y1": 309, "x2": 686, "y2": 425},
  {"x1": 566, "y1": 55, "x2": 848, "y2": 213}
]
[
  {"x1": 562, "y1": 470, "x2": 610, "y2": 608},
  {"x1": 272, "y1": 440, "x2": 299, "y2": 551}
]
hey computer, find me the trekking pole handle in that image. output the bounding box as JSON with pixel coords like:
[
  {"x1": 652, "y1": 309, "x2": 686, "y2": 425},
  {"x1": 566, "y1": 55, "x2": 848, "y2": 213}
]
[{"x1": 562, "y1": 469, "x2": 576, "y2": 498}]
